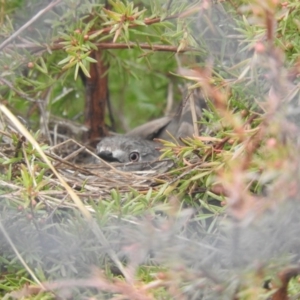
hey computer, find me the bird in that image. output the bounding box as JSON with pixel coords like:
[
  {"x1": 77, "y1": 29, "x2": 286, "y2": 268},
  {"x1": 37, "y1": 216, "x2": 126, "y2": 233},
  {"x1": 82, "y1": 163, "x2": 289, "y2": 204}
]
[
  {"x1": 96, "y1": 89, "x2": 206, "y2": 164},
  {"x1": 96, "y1": 136, "x2": 160, "y2": 163}
]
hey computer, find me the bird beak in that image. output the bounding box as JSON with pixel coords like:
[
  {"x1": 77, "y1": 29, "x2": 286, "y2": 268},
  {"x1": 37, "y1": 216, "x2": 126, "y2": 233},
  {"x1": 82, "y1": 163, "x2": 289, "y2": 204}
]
[{"x1": 97, "y1": 150, "x2": 120, "y2": 163}]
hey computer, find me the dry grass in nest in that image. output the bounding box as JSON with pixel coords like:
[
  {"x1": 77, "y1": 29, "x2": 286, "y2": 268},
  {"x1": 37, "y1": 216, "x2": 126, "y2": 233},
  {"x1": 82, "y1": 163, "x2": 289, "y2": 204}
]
[{"x1": 0, "y1": 121, "x2": 179, "y2": 215}]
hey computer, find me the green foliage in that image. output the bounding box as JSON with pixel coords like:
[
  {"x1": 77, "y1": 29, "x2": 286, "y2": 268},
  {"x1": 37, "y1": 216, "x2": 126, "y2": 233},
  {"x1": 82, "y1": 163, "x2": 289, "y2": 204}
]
[{"x1": 1, "y1": 0, "x2": 300, "y2": 299}]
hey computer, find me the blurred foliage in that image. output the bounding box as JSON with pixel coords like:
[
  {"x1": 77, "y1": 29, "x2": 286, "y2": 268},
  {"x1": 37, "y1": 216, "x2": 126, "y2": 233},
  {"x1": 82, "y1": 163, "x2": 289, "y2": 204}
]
[
  {"x1": 0, "y1": 0, "x2": 201, "y2": 131},
  {"x1": 1, "y1": 0, "x2": 300, "y2": 299}
]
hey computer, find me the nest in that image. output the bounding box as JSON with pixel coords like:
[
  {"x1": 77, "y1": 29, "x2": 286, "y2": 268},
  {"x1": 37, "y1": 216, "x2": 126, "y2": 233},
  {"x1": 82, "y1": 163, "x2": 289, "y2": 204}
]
[
  {"x1": 49, "y1": 138, "x2": 176, "y2": 193},
  {"x1": 0, "y1": 125, "x2": 178, "y2": 214}
]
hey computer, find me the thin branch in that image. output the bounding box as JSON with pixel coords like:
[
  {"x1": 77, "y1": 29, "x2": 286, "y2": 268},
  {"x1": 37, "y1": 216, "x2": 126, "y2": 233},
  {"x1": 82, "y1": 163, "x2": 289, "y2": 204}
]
[
  {"x1": 0, "y1": 219, "x2": 44, "y2": 288},
  {"x1": 0, "y1": 76, "x2": 42, "y2": 103},
  {"x1": 0, "y1": 0, "x2": 62, "y2": 51},
  {"x1": 10, "y1": 41, "x2": 200, "y2": 54},
  {"x1": 190, "y1": 92, "x2": 199, "y2": 137},
  {"x1": 3, "y1": 4, "x2": 202, "y2": 55}
]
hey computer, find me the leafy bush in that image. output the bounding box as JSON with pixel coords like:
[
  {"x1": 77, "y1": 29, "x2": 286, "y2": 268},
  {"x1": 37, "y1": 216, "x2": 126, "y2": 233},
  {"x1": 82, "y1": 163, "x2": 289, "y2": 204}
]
[{"x1": 1, "y1": 0, "x2": 300, "y2": 299}]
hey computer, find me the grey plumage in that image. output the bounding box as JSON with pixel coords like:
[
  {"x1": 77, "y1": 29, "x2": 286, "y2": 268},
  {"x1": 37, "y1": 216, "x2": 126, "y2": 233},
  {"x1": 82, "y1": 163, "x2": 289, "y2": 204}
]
[
  {"x1": 126, "y1": 89, "x2": 205, "y2": 141},
  {"x1": 125, "y1": 116, "x2": 172, "y2": 140},
  {"x1": 96, "y1": 136, "x2": 160, "y2": 163}
]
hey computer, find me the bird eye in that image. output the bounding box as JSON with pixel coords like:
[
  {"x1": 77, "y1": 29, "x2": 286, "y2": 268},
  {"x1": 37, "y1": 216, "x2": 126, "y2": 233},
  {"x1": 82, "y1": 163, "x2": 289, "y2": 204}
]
[{"x1": 129, "y1": 151, "x2": 140, "y2": 162}]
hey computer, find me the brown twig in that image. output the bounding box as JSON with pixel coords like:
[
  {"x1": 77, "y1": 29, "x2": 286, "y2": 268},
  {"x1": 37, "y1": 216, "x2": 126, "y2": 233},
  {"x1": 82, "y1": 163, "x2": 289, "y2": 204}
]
[
  {"x1": 3, "y1": 4, "x2": 202, "y2": 55},
  {"x1": 271, "y1": 267, "x2": 300, "y2": 300},
  {"x1": 10, "y1": 41, "x2": 200, "y2": 54}
]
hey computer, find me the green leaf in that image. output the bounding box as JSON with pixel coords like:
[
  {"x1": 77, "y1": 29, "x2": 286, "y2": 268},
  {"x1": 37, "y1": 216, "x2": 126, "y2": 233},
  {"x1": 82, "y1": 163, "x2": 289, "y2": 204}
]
[
  {"x1": 78, "y1": 61, "x2": 91, "y2": 78},
  {"x1": 58, "y1": 56, "x2": 72, "y2": 66},
  {"x1": 190, "y1": 171, "x2": 211, "y2": 181},
  {"x1": 74, "y1": 62, "x2": 80, "y2": 80},
  {"x1": 85, "y1": 56, "x2": 97, "y2": 63}
]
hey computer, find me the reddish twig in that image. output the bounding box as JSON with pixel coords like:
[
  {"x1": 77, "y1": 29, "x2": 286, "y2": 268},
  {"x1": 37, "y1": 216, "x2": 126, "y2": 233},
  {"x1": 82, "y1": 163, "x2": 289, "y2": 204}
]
[
  {"x1": 271, "y1": 267, "x2": 300, "y2": 300},
  {"x1": 10, "y1": 41, "x2": 200, "y2": 54}
]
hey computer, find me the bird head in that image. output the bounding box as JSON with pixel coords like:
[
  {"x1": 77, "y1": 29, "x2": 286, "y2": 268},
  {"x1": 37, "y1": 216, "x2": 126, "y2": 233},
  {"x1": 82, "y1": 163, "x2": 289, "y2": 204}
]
[{"x1": 96, "y1": 136, "x2": 160, "y2": 163}]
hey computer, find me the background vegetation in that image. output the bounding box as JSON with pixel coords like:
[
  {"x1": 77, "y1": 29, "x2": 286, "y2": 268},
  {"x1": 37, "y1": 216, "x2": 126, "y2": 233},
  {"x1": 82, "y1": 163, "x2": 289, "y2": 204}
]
[{"x1": 1, "y1": 0, "x2": 300, "y2": 299}]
